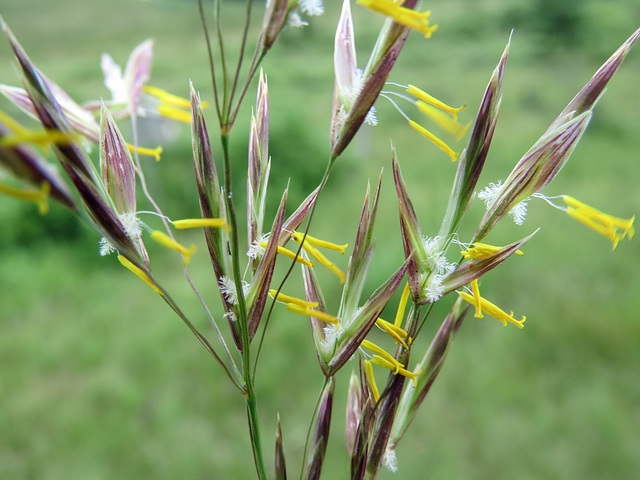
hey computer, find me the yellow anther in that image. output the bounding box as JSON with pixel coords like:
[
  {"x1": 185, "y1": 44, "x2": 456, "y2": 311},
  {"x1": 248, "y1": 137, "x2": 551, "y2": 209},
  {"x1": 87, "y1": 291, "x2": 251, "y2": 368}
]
[
  {"x1": 263, "y1": 242, "x2": 314, "y2": 268},
  {"x1": 0, "y1": 109, "x2": 28, "y2": 134},
  {"x1": 563, "y1": 196, "x2": 634, "y2": 250},
  {"x1": 457, "y1": 290, "x2": 526, "y2": 328},
  {"x1": 416, "y1": 101, "x2": 471, "y2": 141},
  {"x1": 0, "y1": 129, "x2": 77, "y2": 148},
  {"x1": 292, "y1": 231, "x2": 348, "y2": 254},
  {"x1": 0, "y1": 180, "x2": 50, "y2": 215},
  {"x1": 375, "y1": 318, "x2": 409, "y2": 349},
  {"x1": 117, "y1": 255, "x2": 163, "y2": 295},
  {"x1": 268, "y1": 289, "x2": 318, "y2": 308},
  {"x1": 461, "y1": 243, "x2": 524, "y2": 260},
  {"x1": 361, "y1": 340, "x2": 403, "y2": 374},
  {"x1": 157, "y1": 104, "x2": 191, "y2": 124},
  {"x1": 286, "y1": 303, "x2": 340, "y2": 324},
  {"x1": 408, "y1": 120, "x2": 459, "y2": 161},
  {"x1": 470, "y1": 279, "x2": 482, "y2": 319},
  {"x1": 364, "y1": 360, "x2": 380, "y2": 402},
  {"x1": 357, "y1": 0, "x2": 438, "y2": 38},
  {"x1": 173, "y1": 218, "x2": 229, "y2": 231},
  {"x1": 143, "y1": 86, "x2": 192, "y2": 109},
  {"x1": 394, "y1": 282, "x2": 411, "y2": 328},
  {"x1": 370, "y1": 355, "x2": 422, "y2": 387},
  {"x1": 407, "y1": 85, "x2": 466, "y2": 120},
  {"x1": 126, "y1": 143, "x2": 163, "y2": 161},
  {"x1": 150, "y1": 230, "x2": 196, "y2": 265},
  {"x1": 141, "y1": 86, "x2": 201, "y2": 124},
  {"x1": 291, "y1": 232, "x2": 346, "y2": 283}
]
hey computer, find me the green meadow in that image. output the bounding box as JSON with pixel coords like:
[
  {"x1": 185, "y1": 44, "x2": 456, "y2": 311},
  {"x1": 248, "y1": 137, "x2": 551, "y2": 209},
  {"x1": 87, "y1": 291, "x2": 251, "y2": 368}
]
[{"x1": 1, "y1": 0, "x2": 639, "y2": 478}]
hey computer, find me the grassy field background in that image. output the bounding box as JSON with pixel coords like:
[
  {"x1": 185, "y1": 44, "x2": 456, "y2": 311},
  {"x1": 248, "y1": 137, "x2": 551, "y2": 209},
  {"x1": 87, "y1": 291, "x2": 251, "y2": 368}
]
[{"x1": 1, "y1": 0, "x2": 640, "y2": 478}]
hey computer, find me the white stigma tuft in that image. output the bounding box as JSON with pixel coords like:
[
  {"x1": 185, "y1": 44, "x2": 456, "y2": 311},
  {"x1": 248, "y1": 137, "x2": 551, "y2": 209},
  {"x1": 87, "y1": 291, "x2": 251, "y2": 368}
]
[
  {"x1": 300, "y1": 0, "x2": 324, "y2": 16},
  {"x1": 382, "y1": 444, "x2": 398, "y2": 472},
  {"x1": 99, "y1": 237, "x2": 116, "y2": 256},
  {"x1": 423, "y1": 273, "x2": 446, "y2": 302},
  {"x1": 478, "y1": 181, "x2": 503, "y2": 210}
]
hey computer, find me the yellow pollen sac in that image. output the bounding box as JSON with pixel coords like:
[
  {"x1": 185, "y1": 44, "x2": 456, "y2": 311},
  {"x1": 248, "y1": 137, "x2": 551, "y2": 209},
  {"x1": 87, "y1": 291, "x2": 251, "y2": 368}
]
[
  {"x1": 470, "y1": 279, "x2": 483, "y2": 319},
  {"x1": 143, "y1": 86, "x2": 192, "y2": 109},
  {"x1": 157, "y1": 104, "x2": 191, "y2": 124},
  {"x1": 0, "y1": 110, "x2": 78, "y2": 153},
  {"x1": 150, "y1": 230, "x2": 196, "y2": 265},
  {"x1": 563, "y1": 196, "x2": 635, "y2": 250},
  {"x1": 407, "y1": 85, "x2": 466, "y2": 120},
  {"x1": 357, "y1": 0, "x2": 438, "y2": 38},
  {"x1": 0, "y1": 129, "x2": 78, "y2": 148},
  {"x1": 268, "y1": 289, "x2": 318, "y2": 308},
  {"x1": 117, "y1": 255, "x2": 163, "y2": 295},
  {"x1": 173, "y1": 218, "x2": 229, "y2": 231},
  {"x1": 286, "y1": 303, "x2": 340, "y2": 324},
  {"x1": 263, "y1": 242, "x2": 314, "y2": 268},
  {"x1": 142, "y1": 86, "x2": 204, "y2": 124},
  {"x1": 364, "y1": 360, "x2": 381, "y2": 402},
  {"x1": 361, "y1": 340, "x2": 403, "y2": 374},
  {"x1": 458, "y1": 290, "x2": 526, "y2": 328},
  {"x1": 408, "y1": 120, "x2": 459, "y2": 161},
  {"x1": 394, "y1": 282, "x2": 411, "y2": 327},
  {"x1": 370, "y1": 355, "x2": 421, "y2": 387},
  {"x1": 291, "y1": 232, "x2": 346, "y2": 283},
  {"x1": 126, "y1": 143, "x2": 163, "y2": 162},
  {"x1": 0, "y1": 109, "x2": 28, "y2": 134},
  {"x1": 375, "y1": 318, "x2": 410, "y2": 348},
  {"x1": 292, "y1": 231, "x2": 348, "y2": 254},
  {"x1": 417, "y1": 102, "x2": 471, "y2": 141},
  {"x1": 461, "y1": 242, "x2": 524, "y2": 260},
  {"x1": 0, "y1": 180, "x2": 50, "y2": 215}
]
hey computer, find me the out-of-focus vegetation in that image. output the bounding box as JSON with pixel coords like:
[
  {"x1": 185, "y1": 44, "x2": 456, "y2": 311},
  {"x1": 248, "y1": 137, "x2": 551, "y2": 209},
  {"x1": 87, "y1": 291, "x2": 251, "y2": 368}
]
[{"x1": 1, "y1": 0, "x2": 639, "y2": 478}]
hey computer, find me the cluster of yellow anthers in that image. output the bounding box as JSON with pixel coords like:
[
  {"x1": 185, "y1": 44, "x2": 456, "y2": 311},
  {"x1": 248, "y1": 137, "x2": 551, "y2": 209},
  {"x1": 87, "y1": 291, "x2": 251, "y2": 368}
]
[
  {"x1": 563, "y1": 195, "x2": 635, "y2": 250},
  {"x1": 265, "y1": 231, "x2": 348, "y2": 283},
  {"x1": 357, "y1": 0, "x2": 438, "y2": 39},
  {"x1": 121, "y1": 86, "x2": 209, "y2": 162},
  {"x1": 269, "y1": 290, "x2": 340, "y2": 325},
  {"x1": 142, "y1": 86, "x2": 194, "y2": 125},
  {"x1": 405, "y1": 85, "x2": 469, "y2": 162},
  {"x1": 458, "y1": 243, "x2": 526, "y2": 327},
  {"x1": 365, "y1": 283, "x2": 421, "y2": 401},
  {"x1": 458, "y1": 279, "x2": 526, "y2": 329},
  {"x1": 0, "y1": 180, "x2": 50, "y2": 215}
]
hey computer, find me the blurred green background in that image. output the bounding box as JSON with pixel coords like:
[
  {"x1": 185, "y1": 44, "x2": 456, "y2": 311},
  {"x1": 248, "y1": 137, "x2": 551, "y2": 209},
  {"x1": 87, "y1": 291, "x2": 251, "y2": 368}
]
[{"x1": 1, "y1": 0, "x2": 639, "y2": 478}]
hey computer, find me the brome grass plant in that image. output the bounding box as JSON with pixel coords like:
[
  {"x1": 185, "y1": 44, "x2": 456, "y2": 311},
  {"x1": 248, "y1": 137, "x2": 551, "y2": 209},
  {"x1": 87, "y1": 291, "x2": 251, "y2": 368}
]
[{"x1": 1, "y1": 1, "x2": 638, "y2": 478}]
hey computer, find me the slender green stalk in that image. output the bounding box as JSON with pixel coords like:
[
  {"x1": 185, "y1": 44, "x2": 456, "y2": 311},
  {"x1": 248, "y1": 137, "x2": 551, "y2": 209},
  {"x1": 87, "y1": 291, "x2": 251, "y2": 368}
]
[
  {"x1": 197, "y1": 0, "x2": 222, "y2": 121},
  {"x1": 214, "y1": 0, "x2": 230, "y2": 121},
  {"x1": 245, "y1": 389, "x2": 267, "y2": 479},
  {"x1": 228, "y1": 0, "x2": 255, "y2": 111},
  {"x1": 220, "y1": 133, "x2": 267, "y2": 479}
]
